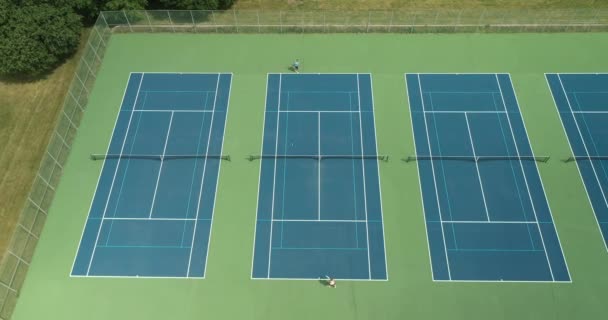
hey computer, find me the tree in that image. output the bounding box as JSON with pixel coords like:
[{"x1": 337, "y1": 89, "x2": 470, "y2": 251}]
[
  {"x1": 0, "y1": 2, "x2": 82, "y2": 77},
  {"x1": 159, "y1": 0, "x2": 219, "y2": 10}
]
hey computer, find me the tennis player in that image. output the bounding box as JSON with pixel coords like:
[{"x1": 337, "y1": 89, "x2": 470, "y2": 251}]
[
  {"x1": 293, "y1": 59, "x2": 300, "y2": 73},
  {"x1": 325, "y1": 276, "x2": 336, "y2": 288}
]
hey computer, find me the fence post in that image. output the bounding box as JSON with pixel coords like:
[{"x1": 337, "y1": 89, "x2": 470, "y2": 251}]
[
  {"x1": 366, "y1": 11, "x2": 371, "y2": 32},
  {"x1": 323, "y1": 11, "x2": 326, "y2": 33},
  {"x1": 388, "y1": 11, "x2": 394, "y2": 32},
  {"x1": 94, "y1": 27, "x2": 106, "y2": 47},
  {"x1": 123, "y1": 10, "x2": 133, "y2": 32},
  {"x1": 477, "y1": 8, "x2": 486, "y2": 32},
  {"x1": 211, "y1": 11, "x2": 218, "y2": 33},
  {"x1": 101, "y1": 11, "x2": 109, "y2": 29},
  {"x1": 279, "y1": 11, "x2": 283, "y2": 33},
  {"x1": 145, "y1": 10, "x2": 153, "y2": 32},
  {"x1": 190, "y1": 10, "x2": 196, "y2": 32},
  {"x1": 167, "y1": 11, "x2": 175, "y2": 32},
  {"x1": 233, "y1": 9, "x2": 239, "y2": 32}
]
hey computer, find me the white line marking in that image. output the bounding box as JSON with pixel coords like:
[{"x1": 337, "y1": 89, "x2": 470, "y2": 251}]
[
  {"x1": 496, "y1": 74, "x2": 554, "y2": 281},
  {"x1": 70, "y1": 73, "x2": 135, "y2": 276},
  {"x1": 148, "y1": 111, "x2": 174, "y2": 219},
  {"x1": 422, "y1": 110, "x2": 507, "y2": 114},
  {"x1": 267, "y1": 74, "x2": 282, "y2": 278},
  {"x1": 251, "y1": 74, "x2": 271, "y2": 278},
  {"x1": 101, "y1": 217, "x2": 198, "y2": 221},
  {"x1": 318, "y1": 111, "x2": 321, "y2": 221},
  {"x1": 186, "y1": 74, "x2": 221, "y2": 277},
  {"x1": 464, "y1": 112, "x2": 491, "y2": 221},
  {"x1": 124, "y1": 109, "x2": 215, "y2": 113},
  {"x1": 441, "y1": 220, "x2": 539, "y2": 224},
  {"x1": 357, "y1": 74, "x2": 372, "y2": 279},
  {"x1": 369, "y1": 74, "x2": 389, "y2": 280},
  {"x1": 266, "y1": 110, "x2": 367, "y2": 113},
  {"x1": 250, "y1": 277, "x2": 388, "y2": 281},
  {"x1": 203, "y1": 73, "x2": 234, "y2": 278},
  {"x1": 418, "y1": 73, "x2": 452, "y2": 280},
  {"x1": 546, "y1": 73, "x2": 608, "y2": 255},
  {"x1": 571, "y1": 111, "x2": 608, "y2": 114},
  {"x1": 433, "y1": 279, "x2": 571, "y2": 283},
  {"x1": 513, "y1": 75, "x2": 572, "y2": 280},
  {"x1": 271, "y1": 219, "x2": 369, "y2": 223},
  {"x1": 405, "y1": 74, "x2": 435, "y2": 280},
  {"x1": 86, "y1": 73, "x2": 145, "y2": 276}
]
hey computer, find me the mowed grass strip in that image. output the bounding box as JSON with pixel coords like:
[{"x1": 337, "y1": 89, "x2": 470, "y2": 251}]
[
  {"x1": 0, "y1": 31, "x2": 89, "y2": 259},
  {"x1": 234, "y1": 0, "x2": 608, "y2": 10}
]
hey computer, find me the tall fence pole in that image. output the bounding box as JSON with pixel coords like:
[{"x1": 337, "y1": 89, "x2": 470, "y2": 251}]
[{"x1": 123, "y1": 10, "x2": 133, "y2": 32}]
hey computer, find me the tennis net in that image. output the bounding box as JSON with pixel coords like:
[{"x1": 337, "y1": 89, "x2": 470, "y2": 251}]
[
  {"x1": 247, "y1": 154, "x2": 389, "y2": 161},
  {"x1": 563, "y1": 156, "x2": 608, "y2": 163},
  {"x1": 403, "y1": 155, "x2": 550, "y2": 163},
  {"x1": 90, "y1": 154, "x2": 231, "y2": 161}
]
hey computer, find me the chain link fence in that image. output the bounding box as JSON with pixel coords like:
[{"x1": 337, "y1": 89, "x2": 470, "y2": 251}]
[
  {"x1": 102, "y1": 9, "x2": 608, "y2": 33},
  {"x1": 0, "y1": 15, "x2": 111, "y2": 320},
  {"x1": 1, "y1": 6, "x2": 608, "y2": 320}
]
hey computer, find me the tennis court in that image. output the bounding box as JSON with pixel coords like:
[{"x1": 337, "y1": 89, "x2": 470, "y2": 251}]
[
  {"x1": 407, "y1": 73, "x2": 570, "y2": 282},
  {"x1": 71, "y1": 72, "x2": 231, "y2": 277},
  {"x1": 547, "y1": 73, "x2": 608, "y2": 251},
  {"x1": 251, "y1": 73, "x2": 388, "y2": 280}
]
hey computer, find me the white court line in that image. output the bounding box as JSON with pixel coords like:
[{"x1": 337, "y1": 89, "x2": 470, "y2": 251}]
[
  {"x1": 434, "y1": 279, "x2": 571, "y2": 283},
  {"x1": 70, "y1": 73, "x2": 137, "y2": 276},
  {"x1": 464, "y1": 112, "x2": 491, "y2": 221},
  {"x1": 186, "y1": 74, "x2": 221, "y2": 277},
  {"x1": 267, "y1": 74, "x2": 282, "y2": 278},
  {"x1": 318, "y1": 111, "x2": 321, "y2": 221},
  {"x1": 369, "y1": 74, "x2": 389, "y2": 280},
  {"x1": 554, "y1": 74, "x2": 608, "y2": 253},
  {"x1": 271, "y1": 219, "x2": 369, "y2": 223},
  {"x1": 267, "y1": 110, "x2": 365, "y2": 113},
  {"x1": 250, "y1": 75, "x2": 270, "y2": 278},
  {"x1": 496, "y1": 74, "x2": 555, "y2": 281},
  {"x1": 418, "y1": 73, "x2": 452, "y2": 280},
  {"x1": 251, "y1": 277, "x2": 388, "y2": 281},
  {"x1": 70, "y1": 274, "x2": 205, "y2": 279},
  {"x1": 148, "y1": 111, "x2": 174, "y2": 219},
  {"x1": 571, "y1": 111, "x2": 608, "y2": 114},
  {"x1": 203, "y1": 73, "x2": 234, "y2": 278},
  {"x1": 100, "y1": 217, "x2": 198, "y2": 221},
  {"x1": 85, "y1": 73, "x2": 145, "y2": 276},
  {"x1": 357, "y1": 74, "x2": 372, "y2": 279},
  {"x1": 441, "y1": 220, "x2": 538, "y2": 224},
  {"x1": 512, "y1": 75, "x2": 572, "y2": 280},
  {"x1": 422, "y1": 110, "x2": 507, "y2": 114},
  {"x1": 405, "y1": 74, "x2": 435, "y2": 280},
  {"x1": 124, "y1": 109, "x2": 215, "y2": 113},
  {"x1": 546, "y1": 73, "x2": 608, "y2": 254}
]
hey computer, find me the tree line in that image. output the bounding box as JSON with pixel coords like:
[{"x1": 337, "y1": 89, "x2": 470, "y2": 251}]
[{"x1": 0, "y1": 0, "x2": 235, "y2": 77}]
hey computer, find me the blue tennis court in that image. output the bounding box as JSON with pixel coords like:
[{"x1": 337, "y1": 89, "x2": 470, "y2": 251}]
[
  {"x1": 407, "y1": 73, "x2": 570, "y2": 282},
  {"x1": 251, "y1": 74, "x2": 388, "y2": 280},
  {"x1": 547, "y1": 73, "x2": 608, "y2": 251},
  {"x1": 71, "y1": 72, "x2": 231, "y2": 278}
]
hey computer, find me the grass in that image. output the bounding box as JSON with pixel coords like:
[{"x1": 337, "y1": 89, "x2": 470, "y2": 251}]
[
  {"x1": 0, "y1": 31, "x2": 89, "y2": 261},
  {"x1": 9, "y1": 32, "x2": 608, "y2": 320},
  {"x1": 234, "y1": 0, "x2": 608, "y2": 10}
]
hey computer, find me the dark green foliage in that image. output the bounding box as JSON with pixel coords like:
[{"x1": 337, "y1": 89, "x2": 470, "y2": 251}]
[
  {"x1": 159, "y1": 0, "x2": 219, "y2": 10},
  {"x1": 0, "y1": 2, "x2": 82, "y2": 77},
  {"x1": 217, "y1": 0, "x2": 233, "y2": 9}
]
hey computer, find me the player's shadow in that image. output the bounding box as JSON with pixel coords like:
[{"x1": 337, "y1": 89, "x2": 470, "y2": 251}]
[
  {"x1": 317, "y1": 277, "x2": 330, "y2": 287},
  {"x1": 287, "y1": 65, "x2": 296, "y2": 72}
]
